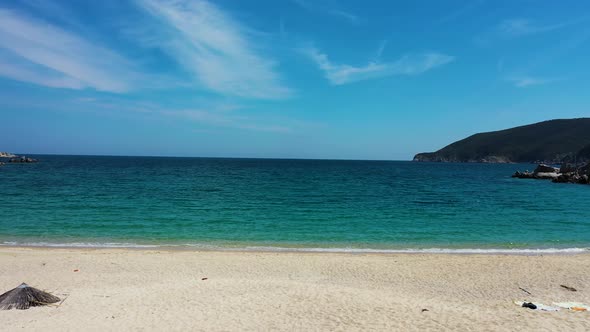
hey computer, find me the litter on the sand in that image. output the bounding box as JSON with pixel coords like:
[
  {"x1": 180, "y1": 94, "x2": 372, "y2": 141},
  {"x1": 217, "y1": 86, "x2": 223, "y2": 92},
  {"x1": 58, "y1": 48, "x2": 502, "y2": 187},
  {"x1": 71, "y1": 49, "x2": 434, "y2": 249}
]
[
  {"x1": 521, "y1": 302, "x2": 536, "y2": 310},
  {"x1": 514, "y1": 301, "x2": 560, "y2": 312},
  {"x1": 560, "y1": 285, "x2": 577, "y2": 292},
  {"x1": 518, "y1": 287, "x2": 532, "y2": 295},
  {"x1": 571, "y1": 307, "x2": 587, "y2": 312},
  {"x1": 516, "y1": 301, "x2": 590, "y2": 312},
  {"x1": 0, "y1": 283, "x2": 61, "y2": 310},
  {"x1": 553, "y1": 302, "x2": 590, "y2": 311}
]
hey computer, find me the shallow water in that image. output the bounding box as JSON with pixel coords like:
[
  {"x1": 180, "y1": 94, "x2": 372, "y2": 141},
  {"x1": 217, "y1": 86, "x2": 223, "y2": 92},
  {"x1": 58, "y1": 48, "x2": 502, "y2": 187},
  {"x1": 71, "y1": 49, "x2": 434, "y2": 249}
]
[{"x1": 1, "y1": 155, "x2": 589, "y2": 251}]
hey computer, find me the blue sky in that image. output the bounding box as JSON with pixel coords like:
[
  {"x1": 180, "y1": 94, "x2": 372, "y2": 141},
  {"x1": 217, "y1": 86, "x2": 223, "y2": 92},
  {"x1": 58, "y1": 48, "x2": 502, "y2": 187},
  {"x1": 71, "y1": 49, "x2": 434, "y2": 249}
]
[{"x1": 1, "y1": 0, "x2": 589, "y2": 160}]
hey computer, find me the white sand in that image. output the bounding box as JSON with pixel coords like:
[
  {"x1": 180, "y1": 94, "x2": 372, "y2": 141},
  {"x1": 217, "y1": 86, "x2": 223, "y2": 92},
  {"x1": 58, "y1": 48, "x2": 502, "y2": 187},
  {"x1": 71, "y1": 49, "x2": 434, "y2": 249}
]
[{"x1": 1, "y1": 247, "x2": 589, "y2": 331}]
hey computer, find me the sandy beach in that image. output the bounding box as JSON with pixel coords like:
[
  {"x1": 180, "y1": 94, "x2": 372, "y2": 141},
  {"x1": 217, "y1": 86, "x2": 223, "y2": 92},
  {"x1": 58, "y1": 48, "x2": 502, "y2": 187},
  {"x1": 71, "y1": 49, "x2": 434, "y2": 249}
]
[{"x1": 1, "y1": 247, "x2": 589, "y2": 331}]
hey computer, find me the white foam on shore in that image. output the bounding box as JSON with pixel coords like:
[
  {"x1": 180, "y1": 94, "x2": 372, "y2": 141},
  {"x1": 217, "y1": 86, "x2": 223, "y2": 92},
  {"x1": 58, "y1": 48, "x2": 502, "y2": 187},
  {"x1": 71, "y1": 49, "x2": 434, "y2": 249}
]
[
  {"x1": 1, "y1": 241, "x2": 588, "y2": 255},
  {"x1": 0, "y1": 241, "x2": 160, "y2": 248},
  {"x1": 237, "y1": 247, "x2": 589, "y2": 255}
]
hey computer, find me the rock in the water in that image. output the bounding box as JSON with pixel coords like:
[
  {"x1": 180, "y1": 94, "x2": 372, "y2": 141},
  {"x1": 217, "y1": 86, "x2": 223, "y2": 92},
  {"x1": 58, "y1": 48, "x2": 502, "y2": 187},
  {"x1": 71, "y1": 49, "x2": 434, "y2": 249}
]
[
  {"x1": 513, "y1": 164, "x2": 559, "y2": 180},
  {"x1": 534, "y1": 172, "x2": 559, "y2": 179},
  {"x1": 533, "y1": 164, "x2": 558, "y2": 174},
  {"x1": 517, "y1": 162, "x2": 589, "y2": 185},
  {"x1": 512, "y1": 171, "x2": 534, "y2": 179},
  {"x1": 8, "y1": 156, "x2": 38, "y2": 163},
  {"x1": 553, "y1": 173, "x2": 589, "y2": 184},
  {"x1": 559, "y1": 163, "x2": 578, "y2": 173},
  {"x1": 0, "y1": 152, "x2": 16, "y2": 158}
]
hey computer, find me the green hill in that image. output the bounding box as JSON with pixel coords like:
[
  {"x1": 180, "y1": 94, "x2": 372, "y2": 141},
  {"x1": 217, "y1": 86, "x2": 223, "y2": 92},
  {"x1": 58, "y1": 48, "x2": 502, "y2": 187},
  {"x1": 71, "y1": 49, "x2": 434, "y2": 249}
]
[{"x1": 413, "y1": 118, "x2": 590, "y2": 163}]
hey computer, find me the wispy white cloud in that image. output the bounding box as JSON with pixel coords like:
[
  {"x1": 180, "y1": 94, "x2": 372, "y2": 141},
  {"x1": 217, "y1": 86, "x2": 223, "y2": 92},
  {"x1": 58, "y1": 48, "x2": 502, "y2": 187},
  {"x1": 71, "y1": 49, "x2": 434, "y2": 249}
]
[
  {"x1": 436, "y1": 0, "x2": 485, "y2": 24},
  {"x1": 163, "y1": 109, "x2": 291, "y2": 133},
  {"x1": 0, "y1": 53, "x2": 83, "y2": 90},
  {"x1": 0, "y1": 8, "x2": 140, "y2": 92},
  {"x1": 477, "y1": 17, "x2": 587, "y2": 46},
  {"x1": 292, "y1": 0, "x2": 360, "y2": 24},
  {"x1": 68, "y1": 96, "x2": 295, "y2": 133},
  {"x1": 497, "y1": 18, "x2": 573, "y2": 37},
  {"x1": 134, "y1": 0, "x2": 292, "y2": 100},
  {"x1": 303, "y1": 47, "x2": 454, "y2": 85},
  {"x1": 374, "y1": 40, "x2": 388, "y2": 61},
  {"x1": 507, "y1": 76, "x2": 558, "y2": 88},
  {"x1": 328, "y1": 9, "x2": 360, "y2": 25}
]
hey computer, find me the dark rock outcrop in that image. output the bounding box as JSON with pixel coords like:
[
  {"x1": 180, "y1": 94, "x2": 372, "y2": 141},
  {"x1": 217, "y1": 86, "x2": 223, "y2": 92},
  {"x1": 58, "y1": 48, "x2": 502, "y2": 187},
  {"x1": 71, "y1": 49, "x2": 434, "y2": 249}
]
[
  {"x1": 7, "y1": 156, "x2": 38, "y2": 163},
  {"x1": 559, "y1": 163, "x2": 578, "y2": 173},
  {"x1": 0, "y1": 152, "x2": 16, "y2": 158},
  {"x1": 512, "y1": 170, "x2": 534, "y2": 179},
  {"x1": 533, "y1": 164, "x2": 559, "y2": 173},
  {"x1": 512, "y1": 164, "x2": 559, "y2": 180},
  {"x1": 554, "y1": 173, "x2": 589, "y2": 184},
  {"x1": 514, "y1": 162, "x2": 590, "y2": 185}
]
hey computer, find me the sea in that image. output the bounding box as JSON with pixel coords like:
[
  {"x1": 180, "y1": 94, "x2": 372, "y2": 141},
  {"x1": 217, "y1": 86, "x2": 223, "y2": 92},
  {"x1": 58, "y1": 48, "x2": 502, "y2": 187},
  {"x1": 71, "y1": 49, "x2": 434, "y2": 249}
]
[{"x1": 1, "y1": 155, "x2": 589, "y2": 253}]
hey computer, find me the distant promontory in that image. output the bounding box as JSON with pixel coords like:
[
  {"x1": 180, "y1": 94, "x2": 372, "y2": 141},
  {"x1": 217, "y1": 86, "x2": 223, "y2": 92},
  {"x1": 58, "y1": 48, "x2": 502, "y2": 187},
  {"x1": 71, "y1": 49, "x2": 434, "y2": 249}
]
[{"x1": 413, "y1": 118, "x2": 590, "y2": 163}]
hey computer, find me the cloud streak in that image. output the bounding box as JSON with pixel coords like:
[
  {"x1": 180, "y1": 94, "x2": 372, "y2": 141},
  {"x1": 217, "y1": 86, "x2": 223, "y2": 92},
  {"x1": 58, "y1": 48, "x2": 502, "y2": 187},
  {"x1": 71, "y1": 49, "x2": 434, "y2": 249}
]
[
  {"x1": 304, "y1": 47, "x2": 454, "y2": 85},
  {"x1": 497, "y1": 18, "x2": 574, "y2": 37},
  {"x1": 292, "y1": 0, "x2": 359, "y2": 24},
  {"x1": 0, "y1": 1, "x2": 292, "y2": 99},
  {"x1": 477, "y1": 17, "x2": 588, "y2": 46},
  {"x1": 163, "y1": 109, "x2": 292, "y2": 133},
  {"x1": 0, "y1": 8, "x2": 140, "y2": 92},
  {"x1": 507, "y1": 76, "x2": 558, "y2": 88},
  {"x1": 67, "y1": 96, "x2": 295, "y2": 133},
  {"x1": 436, "y1": 0, "x2": 485, "y2": 24},
  {"x1": 135, "y1": 0, "x2": 292, "y2": 100}
]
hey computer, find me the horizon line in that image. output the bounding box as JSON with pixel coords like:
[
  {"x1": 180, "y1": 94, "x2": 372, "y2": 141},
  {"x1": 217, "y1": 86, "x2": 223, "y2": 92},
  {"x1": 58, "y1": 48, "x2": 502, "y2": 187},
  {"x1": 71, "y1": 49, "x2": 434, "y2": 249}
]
[{"x1": 2, "y1": 152, "x2": 411, "y2": 162}]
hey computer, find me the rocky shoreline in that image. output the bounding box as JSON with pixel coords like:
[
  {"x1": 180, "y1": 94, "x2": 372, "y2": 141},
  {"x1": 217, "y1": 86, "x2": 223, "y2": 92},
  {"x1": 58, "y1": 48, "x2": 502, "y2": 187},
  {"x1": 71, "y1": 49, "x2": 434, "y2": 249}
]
[
  {"x1": 0, "y1": 152, "x2": 38, "y2": 166},
  {"x1": 0, "y1": 151, "x2": 16, "y2": 158},
  {"x1": 413, "y1": 155, "x2": 513, "y2": 163},
  {"x1": 512, "y1": 163, "x2": 590, "y2": 185}
]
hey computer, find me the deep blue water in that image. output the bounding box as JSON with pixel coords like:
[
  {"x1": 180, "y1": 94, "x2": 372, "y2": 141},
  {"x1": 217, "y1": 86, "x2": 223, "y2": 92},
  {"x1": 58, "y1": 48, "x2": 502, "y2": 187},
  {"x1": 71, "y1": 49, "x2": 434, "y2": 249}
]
[{"x1": 1, "y1": 155, "x2": 589, "y2": 251}]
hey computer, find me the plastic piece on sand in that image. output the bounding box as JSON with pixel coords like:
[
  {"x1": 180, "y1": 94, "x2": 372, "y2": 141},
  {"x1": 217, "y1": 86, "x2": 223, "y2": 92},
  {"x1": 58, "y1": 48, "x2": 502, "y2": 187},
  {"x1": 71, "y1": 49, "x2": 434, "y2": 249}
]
[
  {"x1": 535, "y1": 304, "x2": 560, "y2": 312},
  {"x1": 554, "y1": 302, "x2": 590, "y2": 311}
]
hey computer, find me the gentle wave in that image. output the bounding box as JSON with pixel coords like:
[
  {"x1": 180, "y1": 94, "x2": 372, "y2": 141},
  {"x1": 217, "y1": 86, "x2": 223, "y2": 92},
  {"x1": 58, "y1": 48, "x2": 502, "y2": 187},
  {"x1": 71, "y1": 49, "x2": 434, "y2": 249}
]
[
  {"x1": 237, "y1": 246, "x2": 589, "y2": 254},
  {"x1": 2, "y1": 241, "x2": 588, "y2": 254},
  {"x1": 0, "y1": 241, "x2": 160, "y2": 248}
]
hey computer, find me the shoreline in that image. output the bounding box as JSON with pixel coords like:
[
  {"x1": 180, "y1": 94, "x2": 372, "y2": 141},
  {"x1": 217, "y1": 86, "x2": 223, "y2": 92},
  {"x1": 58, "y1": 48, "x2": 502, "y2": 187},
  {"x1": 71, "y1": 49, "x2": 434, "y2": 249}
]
[
  {"x1": 1, "y1": 243, "x2": 589, "y2": 255},
  {"x1": 1, "y1": 247, "x2": 589, "y2": 331}
]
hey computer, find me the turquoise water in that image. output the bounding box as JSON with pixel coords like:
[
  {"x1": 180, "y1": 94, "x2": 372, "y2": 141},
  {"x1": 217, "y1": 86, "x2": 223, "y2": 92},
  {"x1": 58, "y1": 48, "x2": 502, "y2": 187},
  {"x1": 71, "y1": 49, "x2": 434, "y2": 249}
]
[{"x1": 1, "y1": 155, "x2": 589, "y2": 252}]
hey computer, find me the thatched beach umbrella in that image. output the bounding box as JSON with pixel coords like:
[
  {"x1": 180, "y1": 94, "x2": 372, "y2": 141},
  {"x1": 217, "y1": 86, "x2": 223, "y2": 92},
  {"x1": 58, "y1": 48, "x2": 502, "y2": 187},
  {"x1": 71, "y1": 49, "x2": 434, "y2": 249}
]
[{"x1": 0, "y1": 283, "x2": 60, "y2": 310}]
